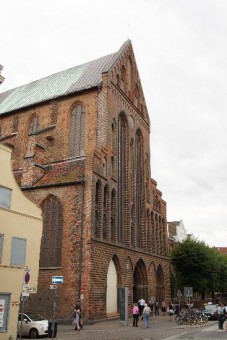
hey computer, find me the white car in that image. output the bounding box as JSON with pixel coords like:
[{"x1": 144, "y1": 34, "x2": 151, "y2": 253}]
[{"x1": 18, "y1": 312, "x2": 48, "y2": 338}]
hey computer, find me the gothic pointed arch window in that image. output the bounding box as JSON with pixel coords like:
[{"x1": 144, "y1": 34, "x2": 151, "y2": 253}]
[
  {"x1": 69, "y1": 103, "x2": 85, "y2": 157},
  {"x1": 103, "y1": 156, "x2": 107, "y2": 178},
  {"x1": 118, "y1": 112, "x2": 128, "y2": 243},
  {"x1": 135, "y1": 83, "x2": 140, "y2": 108},
  {"x1": 135, "y1": 129, "x2": 143, "y2": 247},
  {"x1": 29, "y1": 114, "x2": 39, "y2": 135},
  {"x1": 94, "y1": 180, "x2": 102, "y2": 237},
  {"x1": 111, "y1": 119, "x2": 117, "y2": 154},
  {"x1": 111, "y1": 156, "x2": 116, "y2": 179},
  {"x1": 40, "y1": 195, "x2": 63, "y2": 268},
  {"x1": 145, "y1": 153, "x2": 150, "y2": 202},
  {"x1": 111, "y1": 189, "x2": 116, "y2": 242},
  {"x1": 127, "y1": 57, "x2": 133, "y2": 99},
  {"x1": 103, "y1": 184, "x2": 109, "y2": 240},
  {"x1": 120, "y1": 65, "x2": 126, "y2": 92}
]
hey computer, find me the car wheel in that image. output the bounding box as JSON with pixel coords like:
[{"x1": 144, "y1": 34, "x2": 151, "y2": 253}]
[{"x1": 29, "y1": 328, "x2": 39, "y2": 339}]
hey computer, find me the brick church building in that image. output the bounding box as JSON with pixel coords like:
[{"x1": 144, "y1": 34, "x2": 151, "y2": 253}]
[{"x1": 0, "y1": 40, "x2": 170, "y2": 320}]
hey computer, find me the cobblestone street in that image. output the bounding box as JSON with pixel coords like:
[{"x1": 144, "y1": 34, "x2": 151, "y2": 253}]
[{"x1": 53, "y1": 315, "x2": 215, "y2": 340}]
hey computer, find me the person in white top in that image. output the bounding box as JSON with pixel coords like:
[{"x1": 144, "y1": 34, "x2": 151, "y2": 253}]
[{"x1": 138, "y1": 298, "x2": 145, "y2": 316}]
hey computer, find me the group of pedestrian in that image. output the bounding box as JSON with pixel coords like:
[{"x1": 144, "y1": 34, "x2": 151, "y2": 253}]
[
  {"x1": 133, "y1": 298, "x2": 163, "y2": 328},
  {"x1": 133, "y1": 299, "x2": 152, "y2": 328}
]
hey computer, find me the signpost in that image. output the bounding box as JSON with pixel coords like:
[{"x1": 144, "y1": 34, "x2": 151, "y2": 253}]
[
  {"x1": 19, "y1": 267, "x2": 31, "y2": 340},
  {"x1": 51, "y1": 276, "x2": 63, "y2": 339},
  {"x1": 184, "y1": 287, "x2": 193, "y2": 315}
]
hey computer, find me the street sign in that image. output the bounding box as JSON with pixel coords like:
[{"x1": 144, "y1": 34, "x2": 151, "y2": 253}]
[
  {"x1": 22, "y1": 284, "x2": 30, "y2": 297},
  {"x1": 184, "y1": 287, "x2": 193, "y2": 297},
  {"x1": 29, "y1": 287, "x2": 37, "y2": 294},
  {"x1": 52, "y1": 276, "x2": 63, "y2": 284},
  {"x1": 24, "y1": 271, "x2": 30, "y2": 284},
  {"x1": 50, "y1": 285, "x2": 57, "y2": 290},
  {"x1": 24, "y1": 267, "x2": 31, "y2": 284}
]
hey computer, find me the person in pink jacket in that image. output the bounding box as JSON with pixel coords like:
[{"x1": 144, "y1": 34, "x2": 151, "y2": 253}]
[{"x1": 132, "y1": 303, "x2": 139, "y2": 327}]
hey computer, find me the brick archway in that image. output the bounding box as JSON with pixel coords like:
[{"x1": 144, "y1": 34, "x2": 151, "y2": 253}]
[
  {"x1": 156, "y1": 264, "x2": 165, "y2": 304},
  {"x1": 133, "y1": 259, "x2": 148, "y2": 303}
]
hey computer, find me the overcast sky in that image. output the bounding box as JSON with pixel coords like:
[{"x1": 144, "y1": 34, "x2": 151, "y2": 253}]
[{"x1": 1, "y1": 0, "x2": 226, "y2": 247}]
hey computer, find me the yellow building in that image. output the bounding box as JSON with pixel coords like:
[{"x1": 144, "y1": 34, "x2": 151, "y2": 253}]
[{"x1": 0, "y1": 143, "x2": 42, "y2": 340}]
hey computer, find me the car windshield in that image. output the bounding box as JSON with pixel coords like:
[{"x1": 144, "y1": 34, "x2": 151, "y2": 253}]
[
  {"x1": 25, "y1": 313, "x2": 45, "y2": 321},
  {"x1": 205, "y1": 305, "x2": 217, "y2": 311}
]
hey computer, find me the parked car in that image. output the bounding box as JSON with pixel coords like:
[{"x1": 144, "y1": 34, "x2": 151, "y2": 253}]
[
  {"x1": 202, "y1": 304, "x2": 218, "y2": 320},
  {"x1": 17, "y1": 312, "x2": 48, "y2": 338}
]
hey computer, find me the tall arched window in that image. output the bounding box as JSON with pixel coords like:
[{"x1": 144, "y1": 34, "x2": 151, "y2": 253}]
[
  {"x1": 127, "y1": 57, "x2": 133, "y2": 98},
  {"x1": 135, "y1": 83, "x2": 140, "y2": 108},
  {"x1": 130, "y1": 138, "x2": 135, "y2": 246},
  {"x1": 103, "y1": 214, "x2": 107, "y2": 240},
  {"x1": 145, "y1": 154, "x2": 150, "y2": 202},
  {"x1": 118, "y1": 113, "x2": 128, "y2": 243},
  {"x1": 111, "y1": 120, "x2": 117, "y2": 153},
  {"x1": 135, "y1": 129, "x2": 143, "y2": 247},
  {"x1": 94, "y1": 180, "x2": 102, "y2": 237},
  {"x1": 103, "y1": 157, "x2": 107, "y2": 178},
  {"x1": 111, "y1": 189, "x2": 116, "y2": 242},
  {"x1": 69, "y1": 103, "x2": 85, "y2": 157},
  {"x1": 120, "y1": 65, "x2": 126, "y2": 92},
  {"x1": 29, "y1": 114, "x2": 39, "y2": 134},
  {"x1": 103, "y1": 185, "x2": 108, "y2": 240},
  {"x1": 111, "y1": 156, "x2": 116, "y2": 178},
  {"x1": 40, "y1": 195, "x2": 63, "y2": 267},
  {"x1": 94, "y1": 211, "x2": 99, "y2": 237}
]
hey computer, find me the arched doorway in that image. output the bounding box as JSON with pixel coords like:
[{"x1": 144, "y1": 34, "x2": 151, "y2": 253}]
[
  {"x1": 156, "y1": 265, "x2": 165, "y2": 304},
  {"x1": 133, "y1": 259, "x2": 148, "y2": 303},
  {"x1": 106, "y1": 259, "x2": 118, "y2": 315}
]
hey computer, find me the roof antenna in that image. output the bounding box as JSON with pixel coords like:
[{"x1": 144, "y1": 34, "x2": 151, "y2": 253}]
[
  {"x1": 127, "y1": 19, "x2": 130, "y2": 40},
  {"x1": 0, "y1": 65, "x2": 5, "y2": 85}
]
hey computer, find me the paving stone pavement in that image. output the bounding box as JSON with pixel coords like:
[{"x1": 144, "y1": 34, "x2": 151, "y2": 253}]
[{"x1": 53, "y1": 315, "x2": 216, "y2": 340}]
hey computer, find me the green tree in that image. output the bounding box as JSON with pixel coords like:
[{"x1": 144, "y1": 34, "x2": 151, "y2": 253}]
[{"x1": 170, "y1": 238, "x2": 221, "y2": 298}]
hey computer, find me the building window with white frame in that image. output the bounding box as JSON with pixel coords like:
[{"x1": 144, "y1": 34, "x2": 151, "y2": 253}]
[
  {"x1": 0, "y1": 186, "x2": 12, "y2": 209},
  {"x1": 10, "y1": 237, "x2": 26, "y2": 266}
]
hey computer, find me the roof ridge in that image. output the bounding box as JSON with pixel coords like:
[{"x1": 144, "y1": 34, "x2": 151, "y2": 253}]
[{"x1": 0, "y1": 52, "x2": 117, "y2": 96}]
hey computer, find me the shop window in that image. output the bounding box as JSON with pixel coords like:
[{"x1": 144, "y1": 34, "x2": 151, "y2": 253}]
[{"x1": 0, "y1": 294, "x2": 10, "y2": 332}]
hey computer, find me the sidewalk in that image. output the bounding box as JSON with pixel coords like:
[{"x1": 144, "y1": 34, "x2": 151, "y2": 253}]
[{"x1": 54, "y1": 315, "x2": 215, "y2": 340}]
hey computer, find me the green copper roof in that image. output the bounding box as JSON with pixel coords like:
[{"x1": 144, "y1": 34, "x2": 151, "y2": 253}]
[{"x1": 0, "y1": 40, "x2": 130, "y2": 115}]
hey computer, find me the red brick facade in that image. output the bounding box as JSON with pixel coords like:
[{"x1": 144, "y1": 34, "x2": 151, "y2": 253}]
[{"x1": 0, "y1": 41, "x2": 170, "y2": 321}]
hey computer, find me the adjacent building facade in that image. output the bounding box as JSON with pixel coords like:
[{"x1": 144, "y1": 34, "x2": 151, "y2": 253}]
[
  {"x1": 0, "y1": 143, "x2": 42, "y2": 339},
  {"x1": 0, "y1": 41, "x2": 170, "y2": 321}
]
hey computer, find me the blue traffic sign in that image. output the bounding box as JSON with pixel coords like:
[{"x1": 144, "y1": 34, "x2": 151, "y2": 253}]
[{"x1": 52, "y1": 276, "x2": 64, "y2": 284}]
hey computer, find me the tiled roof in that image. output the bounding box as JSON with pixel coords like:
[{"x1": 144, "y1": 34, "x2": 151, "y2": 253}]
[
  {"x1": 33, "y1": 159, "x2": 85, "y2": 187},
  {"x1": 0, "y1": 40, "x2": 130, "y2": 115}
]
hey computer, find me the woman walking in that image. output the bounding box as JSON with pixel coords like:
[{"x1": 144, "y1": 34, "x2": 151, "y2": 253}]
[
  {"x1": 142, "y1": 303, "x2": 152, "y2": 328},
  {"x1": 72, "y1": 304, "x2": 81, "y2": 331},
  {"x1": 132, "y1": 303, "x2": 139, "y2": 327}
]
